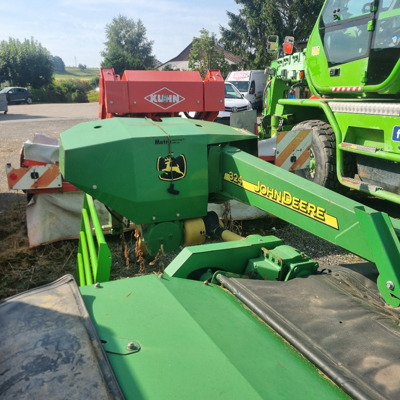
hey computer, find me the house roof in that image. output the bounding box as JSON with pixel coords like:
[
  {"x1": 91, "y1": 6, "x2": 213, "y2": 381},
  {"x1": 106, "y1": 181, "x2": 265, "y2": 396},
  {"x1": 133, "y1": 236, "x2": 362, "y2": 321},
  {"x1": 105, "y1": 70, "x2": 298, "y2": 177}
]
[
  {"x1": 220, "y1": 46, "x2": 241, "y2": 64},
  {"x1": 161, "y1": 41, "x2": 241, "y2": 68}
]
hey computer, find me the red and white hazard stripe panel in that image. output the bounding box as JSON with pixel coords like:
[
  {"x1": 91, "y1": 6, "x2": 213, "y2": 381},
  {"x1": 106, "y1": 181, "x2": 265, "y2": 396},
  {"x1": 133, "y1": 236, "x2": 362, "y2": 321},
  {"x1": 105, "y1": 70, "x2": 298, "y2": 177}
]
[
  {"x1": 275, "y1": 129, "x2": 312, "y2": 171},
  {"x1": 331, "y1": 86, "x2": 362, "y2": 92},
  {"x1": 6, "y1": 164, "x2": 62, "y2": 190}
]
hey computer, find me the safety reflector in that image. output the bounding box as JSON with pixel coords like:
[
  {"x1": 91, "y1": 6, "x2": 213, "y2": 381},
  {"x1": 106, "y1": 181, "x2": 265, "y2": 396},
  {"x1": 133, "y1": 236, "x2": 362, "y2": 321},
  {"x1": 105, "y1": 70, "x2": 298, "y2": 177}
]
[
  {"x1": 275, "y1": 129, "x2": 312, "y2": 171},
  {"x1": 6, "y1": 164, "x2": 62, "y2": 190}
]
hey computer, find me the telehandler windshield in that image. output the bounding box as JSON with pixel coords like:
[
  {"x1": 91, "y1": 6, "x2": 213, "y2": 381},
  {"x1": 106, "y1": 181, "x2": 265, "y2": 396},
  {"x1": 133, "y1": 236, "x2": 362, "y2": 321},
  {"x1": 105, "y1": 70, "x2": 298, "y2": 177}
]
[
  {"x1": 313, "y1": 0, "x2": 400, "y2": 89},
  {"x1": 320, "y1": 0, "x2": 372, "y2": 66},
  {"x1": 368, "y1": 0, "x2": 400, "y2": 84}
]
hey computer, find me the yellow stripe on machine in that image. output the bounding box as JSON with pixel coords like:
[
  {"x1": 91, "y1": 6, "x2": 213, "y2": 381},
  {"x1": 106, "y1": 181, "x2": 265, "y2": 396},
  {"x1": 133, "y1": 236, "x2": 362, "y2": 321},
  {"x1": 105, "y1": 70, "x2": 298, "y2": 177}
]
[{"x1": 223, "y1": 172, "x2": 339, "y2": 230}]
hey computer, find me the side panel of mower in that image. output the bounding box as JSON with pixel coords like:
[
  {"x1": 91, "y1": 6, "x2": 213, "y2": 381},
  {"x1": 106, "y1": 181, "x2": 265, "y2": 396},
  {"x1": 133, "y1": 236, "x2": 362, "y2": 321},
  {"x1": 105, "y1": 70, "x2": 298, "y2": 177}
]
[
  {"x1": 59, "y1": 117, "x2": 257, "y2": 225},
  {"x1": 80, "y1": 274, "x2": 349, "y2": 400},
  {"x1": 60, "y1": 118, "x2": 209, "y2": 223}
]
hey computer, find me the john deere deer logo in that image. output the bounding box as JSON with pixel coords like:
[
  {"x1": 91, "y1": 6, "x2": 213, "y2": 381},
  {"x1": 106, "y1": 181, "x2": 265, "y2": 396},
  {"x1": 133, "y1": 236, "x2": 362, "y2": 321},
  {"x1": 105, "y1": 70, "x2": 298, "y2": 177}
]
[{"x1": 157, "y1": 155, "x2": 187, "y2": 181}]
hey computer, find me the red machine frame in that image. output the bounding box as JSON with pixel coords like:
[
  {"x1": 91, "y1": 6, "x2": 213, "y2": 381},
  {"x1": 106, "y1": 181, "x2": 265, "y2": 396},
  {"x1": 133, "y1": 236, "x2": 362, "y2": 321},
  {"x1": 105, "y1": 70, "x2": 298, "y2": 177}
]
[{"x1": 99, "y1": 68, "x2": 225, "y2": 121}]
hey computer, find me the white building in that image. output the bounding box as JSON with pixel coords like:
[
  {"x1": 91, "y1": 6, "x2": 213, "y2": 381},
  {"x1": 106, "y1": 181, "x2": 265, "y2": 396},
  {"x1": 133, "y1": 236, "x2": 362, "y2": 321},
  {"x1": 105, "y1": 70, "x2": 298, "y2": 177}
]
[{"x1": 158, "y1": 42, "x2": 241, "y2": 71}]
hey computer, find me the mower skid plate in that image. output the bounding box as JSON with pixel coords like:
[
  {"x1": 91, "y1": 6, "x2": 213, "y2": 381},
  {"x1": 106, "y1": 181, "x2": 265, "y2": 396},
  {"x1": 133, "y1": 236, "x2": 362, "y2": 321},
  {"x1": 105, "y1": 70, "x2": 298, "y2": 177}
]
[{"x1": 0, "y1": 275, "x2": 123, "y2": 400}]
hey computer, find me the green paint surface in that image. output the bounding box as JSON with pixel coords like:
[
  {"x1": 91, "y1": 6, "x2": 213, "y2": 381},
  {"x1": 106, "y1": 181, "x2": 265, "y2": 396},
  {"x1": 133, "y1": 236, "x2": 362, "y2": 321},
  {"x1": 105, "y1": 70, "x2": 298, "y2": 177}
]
[{"x1": 81, "y1": 275, "x2": 349, "y2": 399}]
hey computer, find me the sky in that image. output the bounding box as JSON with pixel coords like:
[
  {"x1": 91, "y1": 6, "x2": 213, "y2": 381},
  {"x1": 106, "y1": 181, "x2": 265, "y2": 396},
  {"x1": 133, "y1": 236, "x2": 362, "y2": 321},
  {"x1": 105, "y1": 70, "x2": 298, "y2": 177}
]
[{"x1": 1, "y1": 0, "x2": 240, "y2": 68}]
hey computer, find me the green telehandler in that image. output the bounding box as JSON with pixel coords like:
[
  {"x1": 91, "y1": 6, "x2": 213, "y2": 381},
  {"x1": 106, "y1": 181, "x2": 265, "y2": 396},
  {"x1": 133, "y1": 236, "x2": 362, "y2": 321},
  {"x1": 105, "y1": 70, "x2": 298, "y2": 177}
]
[{"x1": 260, "y1": 0, "x2": 400, "y2": 204}]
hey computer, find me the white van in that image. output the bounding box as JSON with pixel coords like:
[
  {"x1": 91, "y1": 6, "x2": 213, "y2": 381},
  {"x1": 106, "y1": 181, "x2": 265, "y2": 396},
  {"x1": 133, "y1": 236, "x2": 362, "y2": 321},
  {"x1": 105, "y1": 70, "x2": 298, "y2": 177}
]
[
  {"x1": 226, "y1": 70, "x2": 267, "y2": 111},
  {"x1": 215, "y1": 82, "x2": 252, "y2": 125}
]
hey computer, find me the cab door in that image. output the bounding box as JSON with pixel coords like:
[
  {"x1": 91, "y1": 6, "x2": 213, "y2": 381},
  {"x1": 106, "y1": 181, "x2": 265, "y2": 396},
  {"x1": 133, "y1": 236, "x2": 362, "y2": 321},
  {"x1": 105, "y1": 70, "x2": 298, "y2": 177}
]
[
  {"x1": 367, "y1": 0, "x2": 400, "y2": 87},
  {"x1": 306, "y1": 0, "x2": 376, "y2": 95}
]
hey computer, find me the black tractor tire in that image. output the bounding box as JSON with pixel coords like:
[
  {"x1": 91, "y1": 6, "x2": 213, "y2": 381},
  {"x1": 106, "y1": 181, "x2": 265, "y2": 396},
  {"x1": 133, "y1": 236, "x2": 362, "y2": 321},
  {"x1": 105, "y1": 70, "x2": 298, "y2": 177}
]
[{"x1": 293, "y1": 120, "x2": 342, "y2": 192}]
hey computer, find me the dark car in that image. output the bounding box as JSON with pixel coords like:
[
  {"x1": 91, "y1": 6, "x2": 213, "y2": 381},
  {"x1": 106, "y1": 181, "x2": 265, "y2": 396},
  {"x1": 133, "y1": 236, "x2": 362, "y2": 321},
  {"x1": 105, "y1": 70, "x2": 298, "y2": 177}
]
[{"x1": 0, "y1": 87, "x2": 32, "y2": 104}]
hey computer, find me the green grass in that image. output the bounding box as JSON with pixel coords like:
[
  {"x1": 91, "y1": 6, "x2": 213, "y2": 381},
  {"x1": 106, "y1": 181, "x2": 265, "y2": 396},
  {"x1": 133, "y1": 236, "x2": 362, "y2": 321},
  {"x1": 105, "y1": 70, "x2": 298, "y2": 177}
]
[
  {"x1": 87, "y1": 89, "x2": 99, "y2": 103},
  {"x1": 54, "y1": 67, "x2": 99, "y2": 80}
]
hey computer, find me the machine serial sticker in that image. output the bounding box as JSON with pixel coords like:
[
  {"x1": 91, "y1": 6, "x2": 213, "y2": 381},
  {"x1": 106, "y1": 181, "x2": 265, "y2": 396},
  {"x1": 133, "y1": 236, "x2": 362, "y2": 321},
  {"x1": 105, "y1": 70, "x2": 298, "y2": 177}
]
[
  {"x1": 224, "y1": 172, "x2": 339, "y2": 229},
  {"x1": 311, "y1": 46, "x2": 320, "y2": 56},
  {"x1": 392, "y1": 126, "x2": 400, "y2": 142},
  {"x1": 157, "y1": 154, "x2": 187, "y2": 181}
]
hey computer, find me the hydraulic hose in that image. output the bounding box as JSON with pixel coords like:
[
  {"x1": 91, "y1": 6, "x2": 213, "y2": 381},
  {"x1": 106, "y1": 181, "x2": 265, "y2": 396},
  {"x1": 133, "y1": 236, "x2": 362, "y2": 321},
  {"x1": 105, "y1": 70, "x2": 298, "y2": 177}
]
[{"x1": 203, "y1": 211, "x2": 243, "y2": 242}]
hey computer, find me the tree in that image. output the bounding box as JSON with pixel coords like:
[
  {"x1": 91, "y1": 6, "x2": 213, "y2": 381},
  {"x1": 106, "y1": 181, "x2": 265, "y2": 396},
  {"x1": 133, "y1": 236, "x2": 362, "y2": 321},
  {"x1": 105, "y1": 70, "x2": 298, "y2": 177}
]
[
  {"x1": 220, "y1": 0, "x2": 325, "y2": 69},
  {"x1": 0, "y1": 38, "x2": 53, "y2": 88},
  {"x1": 162, "y1": 64, "x2": 175, "y2": 71},
  {"x1": 52, "y1": 56, "x2": 65, "y2": 73},
  {"x1": 101, "y1": 15, "x2": 155, "y2": 75},
  {"x1": 188, "y1": 29, "x2": 229, "y2": 79}
]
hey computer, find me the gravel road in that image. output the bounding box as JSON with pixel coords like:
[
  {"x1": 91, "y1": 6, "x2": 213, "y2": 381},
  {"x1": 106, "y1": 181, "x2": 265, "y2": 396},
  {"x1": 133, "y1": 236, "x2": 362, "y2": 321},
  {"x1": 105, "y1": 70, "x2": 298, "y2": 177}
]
[{"x1": 0, "y1": 103, "x2": 98, "y2": 210}]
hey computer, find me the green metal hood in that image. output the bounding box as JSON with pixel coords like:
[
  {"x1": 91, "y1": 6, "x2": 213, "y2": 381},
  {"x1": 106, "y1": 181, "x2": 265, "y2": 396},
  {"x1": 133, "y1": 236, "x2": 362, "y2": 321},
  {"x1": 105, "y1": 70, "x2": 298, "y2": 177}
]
[
  {"x1": 59, "y1": 117, "x2": 256, "y2": 224},
  {"x1": 80, "y1": 274, "x2": 349, "y2": 399}
]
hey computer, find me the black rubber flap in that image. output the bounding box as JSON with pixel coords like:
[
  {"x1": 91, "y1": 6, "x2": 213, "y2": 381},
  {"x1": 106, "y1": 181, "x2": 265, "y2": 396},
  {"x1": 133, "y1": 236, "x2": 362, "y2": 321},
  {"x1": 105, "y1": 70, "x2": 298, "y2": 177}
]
[
  {"x1": 218, "y1": 263, "x2": 400, "y2": 400},
  {"x1": 0, "y1": 275, "x2": 124, "y2": 400}
]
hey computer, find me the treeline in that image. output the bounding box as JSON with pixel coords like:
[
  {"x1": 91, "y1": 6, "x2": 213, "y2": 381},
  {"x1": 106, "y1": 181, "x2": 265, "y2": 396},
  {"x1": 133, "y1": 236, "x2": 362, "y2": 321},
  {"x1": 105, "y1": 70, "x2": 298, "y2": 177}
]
[
  {"x1": 0, "y1": 38, "x2": 53, "y2": 88},
  {"x1": 220, "y1": 0, "x2": 325, "y2": 69},
  {"x1": 30, "y1": 78, "x2": 99, "y2": 103},
  {"x1": 0, "y1": 38, "x2": 99, "y2": 103}
]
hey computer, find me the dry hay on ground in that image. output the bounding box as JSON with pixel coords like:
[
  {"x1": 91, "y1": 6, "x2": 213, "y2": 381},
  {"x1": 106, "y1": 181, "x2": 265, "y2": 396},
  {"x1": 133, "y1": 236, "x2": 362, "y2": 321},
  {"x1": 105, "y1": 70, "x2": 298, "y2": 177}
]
[
  {"x1": 0, "y1": 203, "x2": 362, "y2": 300},
  {"x1": 0, "y1": 203, "x2": 77, "y2": 299},
  {"x1": 0, "y1": 203, "x2": 170, "y2": 300}
]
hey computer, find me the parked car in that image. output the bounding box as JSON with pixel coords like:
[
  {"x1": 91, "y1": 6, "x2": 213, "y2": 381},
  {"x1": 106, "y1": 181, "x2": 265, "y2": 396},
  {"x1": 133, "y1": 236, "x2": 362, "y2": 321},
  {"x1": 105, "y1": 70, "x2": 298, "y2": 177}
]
[
  {"x1": 0, "y1": 87, "x2": 33, "y2": 104},
  {"x1": 0, "y1": 93, "x2": 8, "y2": 114},
  {"x1": 215, "y1": 82, "x2": 252, "y2": 125}
]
